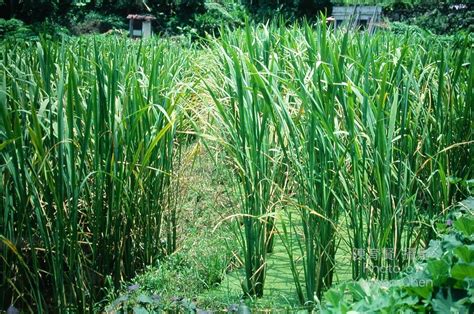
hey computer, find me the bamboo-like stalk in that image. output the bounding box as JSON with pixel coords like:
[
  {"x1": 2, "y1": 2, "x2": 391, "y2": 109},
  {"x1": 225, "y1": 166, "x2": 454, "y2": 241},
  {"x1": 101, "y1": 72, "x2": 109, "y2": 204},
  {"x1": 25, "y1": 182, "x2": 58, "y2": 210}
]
[{"x1": 0, "y1": 37, "x2": 190, "y2": 311}]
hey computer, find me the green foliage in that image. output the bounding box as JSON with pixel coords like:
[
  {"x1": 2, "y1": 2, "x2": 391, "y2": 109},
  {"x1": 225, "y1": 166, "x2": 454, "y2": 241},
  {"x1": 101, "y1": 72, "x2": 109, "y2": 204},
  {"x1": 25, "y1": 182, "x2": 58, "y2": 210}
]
[
  {"x1": 323, "y1": 200, "x2": 474, "y2": 313},
  {"x1": 193, "y1": 1, "x2": 246, "y2": 36},
  {"x1": 208, "y1": 19, "x2": 472, "y2": 305},
  {"x1": 242, "y1": 0, "x2": 331, "y2": 19},
  {"x1": 208, "y1": 23, "x2": 287, "y2": 297},
  {"x1": 105, "y1": 246, "x2": 232, "y2": 312},
  {"x1": 1, "y1": 0, "x2": 61, "y2": 22},
  {"x1": 32, "y1": 21, "x2": 71, "y2": 39},
  {"x1": 384, "y1": 2, "x2": 473, "y2": 35},
  {"x1": 0, "y1": 18, "x2": 36, "y2": 40},
  {"x1": 69, "y1": 11, "x2": 126, "y2": 34},
  {"x1": 105, "y1": 180, "x2": 235, "y2": 311},
  {"x1": 1, "y1": 0, "x2": 473, "y2": 39},
  {"x1": 1, "y1": 11, "x2": 472, "y2": 313},
  {"x1": 0, "y1": 36, "x2": 191, "y2": 311},
  {"x1": 103, "y1": 150, "x2": 239, "y2": 312},
  {"x1": 0, "y1": 18, "x2": 70, "y2": 42},
  {"x1": 411, "y1": 7, "x2": 473, "y2": 34}
]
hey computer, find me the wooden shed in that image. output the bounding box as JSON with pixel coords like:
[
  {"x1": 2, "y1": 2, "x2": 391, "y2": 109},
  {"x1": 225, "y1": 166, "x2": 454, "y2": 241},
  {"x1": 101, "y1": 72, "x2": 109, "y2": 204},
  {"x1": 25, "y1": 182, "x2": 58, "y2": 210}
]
[
  {"x1": 127, "y1": 14, "x2": 156, "y2": 38},
  {"x1": 331, "y1": 6, "x2": 382, "y2": 32}
]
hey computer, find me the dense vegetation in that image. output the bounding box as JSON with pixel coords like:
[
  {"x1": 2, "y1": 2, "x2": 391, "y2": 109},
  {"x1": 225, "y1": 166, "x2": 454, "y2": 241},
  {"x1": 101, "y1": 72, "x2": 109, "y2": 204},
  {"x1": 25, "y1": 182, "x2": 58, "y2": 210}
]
[
  {"x1": 207, "y1": 19, "x2": 472, "y2": 305},
  {"x1": 0, "y1": 0, "x2": 473, "y2": 37},
  {"x1": 0, "y1": 1, "x2": 473, "y2": 313},
  {"x1": 2, "y1": 19, "x2": 472, "y2": 311},
  {"x1": 324, "y1": 199, "x2": 474, "y2": 313},
  {"x1": 1, "y1": 36, "x2": 196, "y2": 311}
]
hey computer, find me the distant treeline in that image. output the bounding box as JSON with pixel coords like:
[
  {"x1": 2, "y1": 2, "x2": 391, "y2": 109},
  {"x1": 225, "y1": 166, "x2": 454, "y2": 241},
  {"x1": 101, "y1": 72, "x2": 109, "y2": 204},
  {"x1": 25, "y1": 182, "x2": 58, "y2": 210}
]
[
  {"x1": 0, "y1": 0, "x2": 338, "y2": 37},
  {"x1": 0, "y1": 0, "x2": 334, "y2": 23},
  {"x1": 0, "y1": 1, "x2": 471, "y2": 40}
]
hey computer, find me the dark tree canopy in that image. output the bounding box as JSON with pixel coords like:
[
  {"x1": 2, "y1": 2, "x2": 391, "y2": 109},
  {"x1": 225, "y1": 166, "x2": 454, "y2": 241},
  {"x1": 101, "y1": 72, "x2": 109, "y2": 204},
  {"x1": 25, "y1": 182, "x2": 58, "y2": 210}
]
[{"x1": 0, "y1": 0, "x2": 333, "y2": 23}]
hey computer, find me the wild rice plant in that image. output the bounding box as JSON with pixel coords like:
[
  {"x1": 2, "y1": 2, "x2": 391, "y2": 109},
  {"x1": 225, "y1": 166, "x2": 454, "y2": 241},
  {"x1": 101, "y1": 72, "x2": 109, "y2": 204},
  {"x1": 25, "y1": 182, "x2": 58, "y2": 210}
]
[
  {"x1": 207, "y1": 24, "x2": 287, "y2": 297},
  {"x1": 0, "y1": 36, "x2": 190, "y2": 311},
  {"x1": 333, "y1": 30, "x2": 473, "y2": 280},
  {"x1": 295, "y1": 22, "x2": 469, "y2": 294},
  {"x1": 212, "y1": 20, "x2": 472, "y2": 305},
  {"x1": 275, "y1": 21, "x2": 347, "y2": 303}
]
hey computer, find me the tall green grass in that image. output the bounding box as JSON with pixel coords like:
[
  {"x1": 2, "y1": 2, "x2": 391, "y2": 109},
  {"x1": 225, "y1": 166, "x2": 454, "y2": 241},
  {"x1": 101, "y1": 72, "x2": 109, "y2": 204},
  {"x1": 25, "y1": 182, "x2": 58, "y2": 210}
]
[
  {"x1": 0, "y1": 20, "x2": 472, "y2": 311},
  {"x1": 206, "y1": 23, "x2": 288, "y2": 297},
  {"x1": 276, "y1": 21, "x2": 348, "y2": 302},
  {"x1": 211, "y1": 21, "x2": 472, "y2": 304},
  {"x1": 0, "y1": 37, "x2": 190, "y2": 311}
]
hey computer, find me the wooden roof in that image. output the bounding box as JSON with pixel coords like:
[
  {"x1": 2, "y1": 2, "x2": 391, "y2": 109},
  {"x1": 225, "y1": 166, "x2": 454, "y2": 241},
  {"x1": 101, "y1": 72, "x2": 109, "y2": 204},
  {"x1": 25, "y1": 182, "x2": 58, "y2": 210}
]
[{"x1": 126, "y1": 14, "x2": 156, "y2": 21}]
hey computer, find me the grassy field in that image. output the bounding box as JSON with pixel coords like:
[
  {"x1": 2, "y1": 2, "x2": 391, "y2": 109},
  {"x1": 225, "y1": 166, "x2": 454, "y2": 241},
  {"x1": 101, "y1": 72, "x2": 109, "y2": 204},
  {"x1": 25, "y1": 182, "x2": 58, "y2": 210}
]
[{"x1": 1, "y1": 21, "x2": 473, "y2": 312}]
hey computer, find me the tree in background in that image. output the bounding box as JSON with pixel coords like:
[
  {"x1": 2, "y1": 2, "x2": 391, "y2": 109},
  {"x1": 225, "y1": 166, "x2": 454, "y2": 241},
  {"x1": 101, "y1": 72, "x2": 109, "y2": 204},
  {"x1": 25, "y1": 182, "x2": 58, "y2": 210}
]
[
  {"x1": 298, "y1": 0, "x2": 331, "y2": 16},
  {"x1": 240, "y1": 0, "x2": 331, "y2": 19},
  {"x1": 0, "y1": 0, "x2": 332, "y2": 25},
  {"x1": 0, "y1": 0, "x2": 69, "y2": 22}
]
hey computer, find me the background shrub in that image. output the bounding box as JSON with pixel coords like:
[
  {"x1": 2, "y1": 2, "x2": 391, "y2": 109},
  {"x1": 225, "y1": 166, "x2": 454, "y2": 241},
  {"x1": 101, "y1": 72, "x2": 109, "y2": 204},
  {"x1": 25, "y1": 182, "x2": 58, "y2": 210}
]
[
  {"x1": 70, "y1": 11, "x2": 127, "y2": 35},
  {"x1": 0, "y1": 18, "x2": 36, "y2": 40}
]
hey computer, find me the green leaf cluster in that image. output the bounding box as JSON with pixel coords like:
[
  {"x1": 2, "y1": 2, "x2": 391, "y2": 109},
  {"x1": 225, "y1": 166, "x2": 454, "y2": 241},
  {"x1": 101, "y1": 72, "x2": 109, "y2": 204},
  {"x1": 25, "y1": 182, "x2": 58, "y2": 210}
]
[{"x1": 323, "y1": 200, "x2": 474, "y2": 313}]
